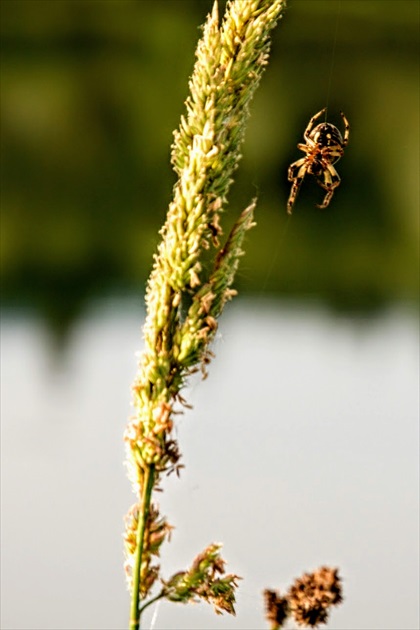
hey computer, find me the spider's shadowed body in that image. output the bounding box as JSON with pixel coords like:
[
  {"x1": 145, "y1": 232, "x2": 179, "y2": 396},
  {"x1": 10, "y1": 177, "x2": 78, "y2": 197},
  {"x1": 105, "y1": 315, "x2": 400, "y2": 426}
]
[{"x1": 287, "y1": 108, "x2": 350, "y2": 214}]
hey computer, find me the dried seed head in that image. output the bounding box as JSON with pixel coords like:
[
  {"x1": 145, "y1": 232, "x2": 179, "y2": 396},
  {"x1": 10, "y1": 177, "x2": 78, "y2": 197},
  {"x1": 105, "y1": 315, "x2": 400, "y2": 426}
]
[
  {"x1": 288, "y1": 566, "x2": 343, "y2": 628},
  {"x1": 263, "y1": 589, "x2": 289, "y2": 629}
]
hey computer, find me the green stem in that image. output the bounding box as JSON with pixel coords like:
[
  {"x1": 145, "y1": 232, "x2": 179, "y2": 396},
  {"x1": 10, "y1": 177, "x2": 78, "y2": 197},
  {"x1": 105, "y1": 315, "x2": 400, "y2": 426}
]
[
  {"x1": 129, "y1": 464, "x2": 155, "y2": 630},
  {"x1": 138, "y1": 590, "x2": 165, "y2": 615}
]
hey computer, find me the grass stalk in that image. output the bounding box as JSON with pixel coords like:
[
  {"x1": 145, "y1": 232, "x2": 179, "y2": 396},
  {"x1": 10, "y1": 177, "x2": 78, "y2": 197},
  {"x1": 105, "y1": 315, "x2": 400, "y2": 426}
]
[
  {"x1": 129, "y1": 465, "x2": 155, "y2": 630},
  {"x1": 123, "y1": 0, "x2": 287, "y2": 626}
]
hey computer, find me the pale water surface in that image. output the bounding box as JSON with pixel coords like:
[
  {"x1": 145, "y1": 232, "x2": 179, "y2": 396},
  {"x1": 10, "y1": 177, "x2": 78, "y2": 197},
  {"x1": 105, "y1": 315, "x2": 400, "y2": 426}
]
[{"x1": 1, "y1": 299, "x2": 419, "y2": 630}]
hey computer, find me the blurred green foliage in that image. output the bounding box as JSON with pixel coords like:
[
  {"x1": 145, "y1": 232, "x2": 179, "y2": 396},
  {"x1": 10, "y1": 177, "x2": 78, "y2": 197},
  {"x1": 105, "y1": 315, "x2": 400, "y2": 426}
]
[{"x1": 1, "y1": 0, "x2": 418, "y2": 334}]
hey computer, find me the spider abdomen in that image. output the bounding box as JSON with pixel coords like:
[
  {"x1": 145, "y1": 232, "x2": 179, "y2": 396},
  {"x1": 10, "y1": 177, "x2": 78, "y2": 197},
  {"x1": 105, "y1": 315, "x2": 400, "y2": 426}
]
[{"x1": 310, "y1": 123, "x2": 344, "y2": 148}]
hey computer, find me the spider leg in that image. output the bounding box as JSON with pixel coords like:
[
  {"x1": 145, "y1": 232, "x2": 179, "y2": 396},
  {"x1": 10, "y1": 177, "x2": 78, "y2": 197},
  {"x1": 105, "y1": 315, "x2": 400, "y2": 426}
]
[
  {"x1": 315, "y1": 162, "x2": 341, "y2": 209},
  {"x1": 288, "y1": 157, "x2": 306, "y2": 181},
  {"x1": 297, "y1": 142, "x2": 315, "y2": 155},
  {"x1": 303, "y1": 108, "x2": 326, "y2": 143},
  {"x1": 340, "y1": 111, "x2": 350, "y2": 146},
  {"x1": 287, "y1": 160, "x2": 308, "y2": 214}
]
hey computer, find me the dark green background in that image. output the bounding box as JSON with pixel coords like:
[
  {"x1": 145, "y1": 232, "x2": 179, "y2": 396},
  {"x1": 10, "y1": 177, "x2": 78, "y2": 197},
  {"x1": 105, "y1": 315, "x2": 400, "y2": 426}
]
[{"x1": 1, "y1": 0, "x2": 418, "y2": 335}]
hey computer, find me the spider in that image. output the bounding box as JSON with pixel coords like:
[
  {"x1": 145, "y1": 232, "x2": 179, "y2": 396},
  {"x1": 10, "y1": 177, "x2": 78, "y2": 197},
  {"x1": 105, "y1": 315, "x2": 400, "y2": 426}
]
[{"x1": 287, "y1": 108, "x2": 349, "y2": 214}]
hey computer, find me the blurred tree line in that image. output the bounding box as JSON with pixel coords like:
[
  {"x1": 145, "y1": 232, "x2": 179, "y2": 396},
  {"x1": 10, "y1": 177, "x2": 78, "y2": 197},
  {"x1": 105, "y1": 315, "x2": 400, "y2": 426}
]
[{"x1": 1, "y1": 0, "x2": 418, "y2": 334}]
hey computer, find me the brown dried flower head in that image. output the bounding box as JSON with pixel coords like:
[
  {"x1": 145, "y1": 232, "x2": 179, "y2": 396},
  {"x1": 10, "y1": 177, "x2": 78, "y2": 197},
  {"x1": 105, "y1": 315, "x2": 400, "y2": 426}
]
[
  {"x1": 263, "y1": 588, "x2": 289, "y2": 629},
  {"x1": 288, "y1": 566, "x2": 343, "y2": 628}
]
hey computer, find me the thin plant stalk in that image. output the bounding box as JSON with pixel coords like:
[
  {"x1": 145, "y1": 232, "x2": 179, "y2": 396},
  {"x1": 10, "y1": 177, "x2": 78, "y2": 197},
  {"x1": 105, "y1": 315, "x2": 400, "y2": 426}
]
[{"x1": 129, "y1": 465, "x2": 155, "y2": 630}]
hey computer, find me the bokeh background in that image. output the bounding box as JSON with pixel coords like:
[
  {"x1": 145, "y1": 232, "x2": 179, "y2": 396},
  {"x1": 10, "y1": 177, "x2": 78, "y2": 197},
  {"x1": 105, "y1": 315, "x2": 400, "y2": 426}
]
[{"x1": 1, "y1": 1, "x2": 419, "y2": 629}]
